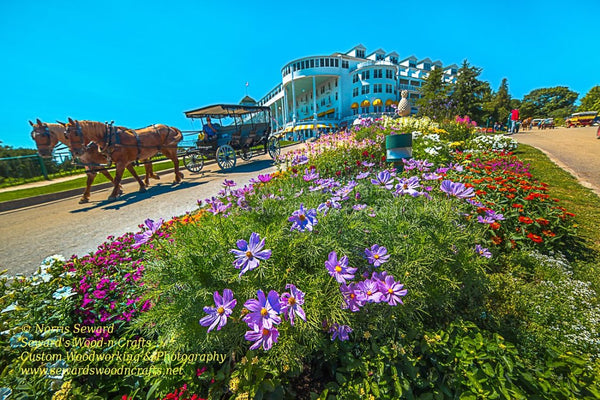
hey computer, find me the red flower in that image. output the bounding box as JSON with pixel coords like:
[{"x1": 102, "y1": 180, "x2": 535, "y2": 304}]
[
  {"x1": 490, "y1": 222, "x2": 501, "y2": 230},
  {"x1": 542, "y1": 230, "x2": 556, "y2": 237},
  {"x1": 536, "y1": 218, "x2": 549, "y2": 226},
  {"x1": 362, "y1": 151, "x2": 370, "y2": 157},
  {"x1": 519, "y1": 216, "x2": 533, "y2": 224},
  {"x1": 491, "y1": 236, "x2": 503, "y2": 245},
  {"x1": 335, "y1": 170, "x2": 341, "y2": 176},
  {"x1": 512, "y1": 203, "x2": 524, "y2": 209},
  {"x1": 527, "y1": 232, "x2": 543, "y2": 243}
]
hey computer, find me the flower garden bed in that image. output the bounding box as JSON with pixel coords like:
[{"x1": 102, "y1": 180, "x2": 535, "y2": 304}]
[{"x1": 1, "y1": 116, "x2": 599, "y2": 399}]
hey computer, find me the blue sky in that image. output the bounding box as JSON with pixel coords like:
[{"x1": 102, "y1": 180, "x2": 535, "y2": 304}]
[{"x1": 1, "y1": 0, "x2": 598, "y2": 149}]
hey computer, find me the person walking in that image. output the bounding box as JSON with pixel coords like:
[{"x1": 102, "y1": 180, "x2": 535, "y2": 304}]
[{"x1": 510, "y1": 109, "x2": 520, "y2": 134}]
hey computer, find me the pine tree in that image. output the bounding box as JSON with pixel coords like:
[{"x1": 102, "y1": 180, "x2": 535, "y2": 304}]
[
  {"x1": 416, "y1": 66, "x2": 452, "y2": 121},
  {"x1": 449, "y1": 60, "x2": 490, "y2": 123}
]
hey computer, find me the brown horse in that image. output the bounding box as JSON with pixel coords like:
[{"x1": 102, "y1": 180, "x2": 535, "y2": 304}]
[
  {"x1": 65, "y1": 118, "x2": 183, "y2": 200},
  {"x1": 29, "y1": 119, "x2": 155, "y2": 203},
  {"x1": 521, "y1": 117, "x2": 533, "y2": 131}
]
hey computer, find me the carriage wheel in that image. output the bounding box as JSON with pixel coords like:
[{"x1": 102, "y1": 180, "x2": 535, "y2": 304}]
[
  {"x1": 183, "y1": 149, "x2": 205, "y2": 173},
  {"x1": 240, "y1": 146, "x2": 252, "y2": 161},
  {"x1": 216, "y1": 145, "x2": 236, "y2": 170},
  {"x1": 267, "y1": 137, "x2": 281, "y2": 160}
]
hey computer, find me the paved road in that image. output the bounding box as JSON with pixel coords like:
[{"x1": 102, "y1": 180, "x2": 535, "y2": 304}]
[
  {"x1": 0, "y1": 150, "x2": 295, "y2": 277},
  {"x1": 512, "y1": 125, "x2": 600, "y2": 196}
]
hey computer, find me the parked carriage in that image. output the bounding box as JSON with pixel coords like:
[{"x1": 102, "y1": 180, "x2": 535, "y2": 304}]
[{"x1": 182, "y1": 104, "x2": 281, "y2": 172}]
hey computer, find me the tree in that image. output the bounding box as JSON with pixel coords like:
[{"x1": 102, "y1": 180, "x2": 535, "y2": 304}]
[
  {"x1": 482, "y1": 78, "x2": 512, "y2": 125},
  {"x1": 577, "y1": 86, "x2": 600, "y2": 112},
  {"x1": 416, "y1": 66, "x2": 453, "y2": 121},
  {"x1": 520, "y1": 86, "x2": 578, "y2": 119},
  {"x1": 449, "y1": 60, "x2": 490, "y2": 124}
]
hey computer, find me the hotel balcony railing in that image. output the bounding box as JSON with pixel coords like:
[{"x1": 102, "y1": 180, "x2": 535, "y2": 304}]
[
  {"x1": 398, "y1": 84, "x2": 420, "y2": 92},
  {"x1": 353, "y1": 60, "x2": 397, "y2": 71}
]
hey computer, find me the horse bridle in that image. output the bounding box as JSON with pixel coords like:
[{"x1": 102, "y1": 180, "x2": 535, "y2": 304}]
[
  {"x1": 31, "y1": 124, "x2": 52, "y2": 146},
  {"x1": 66, "y1": 121, "x2": 90, "y2": 155}
]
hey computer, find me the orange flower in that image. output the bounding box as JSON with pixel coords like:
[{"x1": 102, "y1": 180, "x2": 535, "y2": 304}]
[
  {"x1": 527, "y1": 232, "x2": 543, "y2": 243},
  {"x1": 536, "y1": 218, "x2": 549, "y2": 226},
  {"x1": 490, "y1": 222, "x2": 501, "y2": 230},
  {"x1": 542, "y1": 230, "x2": 556, "y2": 237},
  {"x1": 491, "y1": 236, "x2": 503, "y2": 245},
  {"x1": 519, "y1": 216, "x2": 533, "y2": 224}
]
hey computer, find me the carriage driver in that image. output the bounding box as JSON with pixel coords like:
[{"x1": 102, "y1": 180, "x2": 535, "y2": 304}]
[{"x1": 203, "y1": 116, "x2": 219, "y2": 139}]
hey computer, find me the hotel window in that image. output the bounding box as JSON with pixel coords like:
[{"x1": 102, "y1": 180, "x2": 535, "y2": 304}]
[
  {"x1": 362, "y1": 70, "x2": 370, "y2": 80},
  {"x1": 376, "y1": 54, "x2": 384, "y2": 61},
  {"x1": 391, "y1": 57, "x2": 398, "y2": 64},
  {"x1": 373, "y1": 106, "x2": 382, "y2": 113},
  {"x1": 310, "y1": 59, "x2": 314, "y2": 68},
  {"x1": 328, "y1": 82, "x2": 331, "y2": 90},
  {"x1": 325, "y1": 58, "x2": 330, "y2": 67},
  {"x1": 357, "y1": 50, "x2": 365, "y2": 58},
  {"x1": 342, "y1": 60, "x2": 349, "y2": 68},
  {"x1": 386, "y1": 84, "x2": 393, "y2": 93},
  {"x1": 353, "y1": 87, "x2": 359, "y2": 97},
  {"x1": 400, "y1": 79, "x2": 409, "y2": 85},
  {"x1": 334, "y1": 59, "x2": 339, "y2": 67},
  {"x1": 424, "y1": 63, "x2": 431, "y2": 71},
  {"x1": 320, "y1": 58, "x2": 325, "y2": 67},
  {"x1": 353, "y1": 74, "x2": 358, "y2": 83},
  {"x1": 409, "y1": 60, "x2": 416, "y2": 68},
  {"x1": 353, "y1": 108, "x2": 359, "y2": 116},
  {"x1": 321, "y1": 86, "x2": 325, "y2": 94},
  {"x1": 335, "y1": 92, "x2": 338, "y2": 100},
  {"x1": 374, "y1": 84, "x2": 382, "y2": 93},
  {"x1": 361, "y1": 106, "x2": 369, "y2": 113},
  {"x1": 361, "y1": 85, "x2": 370, "y2": 95},
  {"x1": 386, "y1": 70, "x2": 393, "y2": 79}
]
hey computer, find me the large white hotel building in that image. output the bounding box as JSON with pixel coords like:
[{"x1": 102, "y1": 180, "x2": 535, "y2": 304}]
[{"x1": 257, "y1": 44, "x2": 458, "y2": 139}]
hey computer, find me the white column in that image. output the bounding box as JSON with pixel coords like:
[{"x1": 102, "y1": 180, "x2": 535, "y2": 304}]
[
  {"x1": 337, "y1": 76, "x2": 342, "y2": 121},
  {"x1": 291, "y1": 70, "x2": 297, "y2": 125},
  {"x1": 312, "y1": 76, "x2": 317, "y2": 137}
]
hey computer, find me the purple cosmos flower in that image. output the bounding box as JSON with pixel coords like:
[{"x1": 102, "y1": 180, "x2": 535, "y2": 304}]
[
  {"x1": 395, "y1": 176, "x2": 422, "y2": 197},
  {"x1": 352, "y1": 204, "x2": 367, "y2": 211},
  {"x1": 330, "y1": 323, "x2": 352, "y2": 341},
  {"x1": 289, "y1": 204, "x2": 318, "y2": 232},
  {"x1": 250, "y1": 174, "x2": 273, "y2": 184},
  {"x1": 340, "y1": 283, "x2": 366, "y2": 312},
  {"x1": 371, "y1": 170, "x2": 394, "y2": 190},
  {"x1": 357, "y1": 279, "x2": 384, "y2": 303},
  {"x1": 403, "y1": 159, "x2": 433, "y2": 172},
  {"x1": 292, "y1": 154, "x2": 309, "y2": 166},
  {"x1": 422, "y1": 172, "x2": 441, "y2": 181},
  {"x1": 485, "y1": 209, "x2": 505, "y2": 221},
  {"x1": 303, "y1": 168, "x2": 319, "y2": 182},
  {"x1": 245, "y1": 325, "x2": 279, "y2": 351},
  {"x1": 362, "y1": 161, "x2": 375, "y2": 167},
  {"x1": 317, "y1": 197, "x2": 342, "y2": 216},
  {"x1": 205, "y1": 197, "x2": 232, "y2": 215},
  {"x1": 365, "y1": 244, "x2": 390, "y2": 267},
  {"x1": 280, "y1": 284, "x2": 306, "y2": 325},
  {"x1": 356, "y1": 171, "x2": 370, "y2": 180},
  {"x1": 223, "y1": 179, "x2": 236, "y2": 187},
  {"x1": 325, "y1": 251, "x2": 357, "y2": 284},
  {"x1": 243, "y1": 290, "x2": 281, "y2": 329},
  {"x1": 199, "y1": 289, "x2": 237, "y2": 332},
  {"x1": 230, "y1": 232, "x2": 272, "y2": 277},
  {"x1": 474, "y1": 244, "x2": 492, "y2": 258},
  {"x1": 377, "y1": 275, "x2": 408, "y2": 306},
  {"x1": 477, "y1": 215, "x2": 495, "y2": 224},
  {"x1": 440, "y1": 180, "x2": 475, "y2": 199},
  {"x1": 132, "y1": 218, "x2": 163, "y2": 248}
]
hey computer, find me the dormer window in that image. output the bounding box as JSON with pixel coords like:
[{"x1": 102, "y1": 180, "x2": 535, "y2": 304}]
[
  {"x1": 409, "y1": 60, "x2": 416, "y2": 68},
  {"x1": 376, "y1": 54, "x2": 384, "y2": 61},
  {"x1": 357, "y1": 49, "x2": 365, "y2": 58},
  {"x1": 424, "y1": 63, "x2": 431, "y2": 71}
]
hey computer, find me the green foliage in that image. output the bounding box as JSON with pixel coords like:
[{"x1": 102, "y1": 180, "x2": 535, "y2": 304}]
[
  {"x1": 577, "y1": 85, "x2": 600, "y2": 112},
  {"x1": 449, "y1": 60, "x2": 491, "y2": 124},
  {"x1": 482, "y1": 78, "x2": 512, "y2": 125},
  {"x1": 520, "y1": 86, "x2": 579, "y2": 119},
  {"x1": 416, "y1": 67, "x2": 453, "y2": 121}
]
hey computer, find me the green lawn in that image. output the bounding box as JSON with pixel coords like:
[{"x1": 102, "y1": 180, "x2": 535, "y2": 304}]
[{"x1": 515, "y1": 144, "x2": 600, "y2": 252}]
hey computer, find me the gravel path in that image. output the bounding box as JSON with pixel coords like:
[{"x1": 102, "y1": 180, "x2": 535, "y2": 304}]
[
  {"x1": 0, "y1": 148, "x2": 299, "y2": 276},
  {"x1": 512, "y1": 125, "x2": 600, "y2": 196}
]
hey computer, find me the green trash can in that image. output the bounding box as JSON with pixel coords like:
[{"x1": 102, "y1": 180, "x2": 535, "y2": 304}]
[{"x1": 385, "y1": 133, "x2": 412, "y2": 171}]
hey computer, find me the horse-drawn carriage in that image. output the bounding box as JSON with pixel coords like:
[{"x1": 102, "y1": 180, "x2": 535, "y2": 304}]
[{"x1": 182, "y1": 104, "x2": 281, "y2": 172}]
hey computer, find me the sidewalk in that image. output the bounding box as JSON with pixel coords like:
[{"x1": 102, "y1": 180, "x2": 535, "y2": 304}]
[{"x1": 0, "y1": 172, "x2": 88, "y2": 193}]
